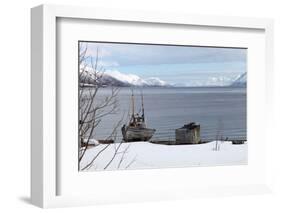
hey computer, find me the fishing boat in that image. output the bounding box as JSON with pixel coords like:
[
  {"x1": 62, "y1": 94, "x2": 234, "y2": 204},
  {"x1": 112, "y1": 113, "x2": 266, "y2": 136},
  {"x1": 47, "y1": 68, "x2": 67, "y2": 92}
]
[{"x1": 121, "y1": 91, "x2": 156, "y2": 142}]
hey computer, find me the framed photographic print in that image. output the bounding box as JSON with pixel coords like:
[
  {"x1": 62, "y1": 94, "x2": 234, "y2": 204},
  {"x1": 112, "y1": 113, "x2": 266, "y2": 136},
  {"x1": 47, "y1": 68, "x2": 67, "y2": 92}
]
[
  {"x1": 31, "y1": 4, "x2": 274, "y2": 208},
  {"x1": 78, "y1": 41, "x2": 247, "y2": 171}
]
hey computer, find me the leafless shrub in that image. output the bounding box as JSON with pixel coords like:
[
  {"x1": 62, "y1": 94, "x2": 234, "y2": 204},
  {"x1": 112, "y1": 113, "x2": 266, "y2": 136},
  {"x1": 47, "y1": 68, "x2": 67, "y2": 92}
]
[
  {"x1": 78, "y1": 43, "x2": 130, "y2": 170},
  {"x1": 214, "y1": 118, "x2": 224, "y2": 151}
]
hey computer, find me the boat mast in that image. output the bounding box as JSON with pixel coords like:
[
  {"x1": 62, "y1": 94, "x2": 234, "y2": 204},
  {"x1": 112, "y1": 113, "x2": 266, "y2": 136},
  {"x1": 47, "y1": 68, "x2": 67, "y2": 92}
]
[
  {"x1": 131, "y1": 90, "x2": 135, "y2": 119},
  {"x1": 141, "y1": 91, "x2": 145, "y2": 122}
]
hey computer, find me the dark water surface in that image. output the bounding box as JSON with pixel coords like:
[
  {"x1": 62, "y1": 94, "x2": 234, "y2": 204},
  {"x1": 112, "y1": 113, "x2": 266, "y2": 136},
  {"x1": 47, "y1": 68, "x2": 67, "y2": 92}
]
[{"x1": 90, "y1": 87, "x2": 246, "y2": 141}]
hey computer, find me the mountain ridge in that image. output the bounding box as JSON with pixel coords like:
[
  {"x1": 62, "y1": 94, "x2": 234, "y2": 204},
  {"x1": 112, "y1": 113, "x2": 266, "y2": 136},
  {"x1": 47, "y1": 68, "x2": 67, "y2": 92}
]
[
  {"x1": 230, "y1": 72, "x2": 247, "y2": 87},
  {"x1": 80, "y1": 70, "x2": 171, "y2": 87},
  {"x1": 80, "y1": 70, "x2": 247, "y2": 88}
]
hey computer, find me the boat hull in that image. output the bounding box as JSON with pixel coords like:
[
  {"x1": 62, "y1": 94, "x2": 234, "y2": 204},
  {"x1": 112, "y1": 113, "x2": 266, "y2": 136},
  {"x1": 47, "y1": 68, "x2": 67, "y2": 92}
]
[{"x1": 122, "y1": 126, "x2": 156, "y2": 142}]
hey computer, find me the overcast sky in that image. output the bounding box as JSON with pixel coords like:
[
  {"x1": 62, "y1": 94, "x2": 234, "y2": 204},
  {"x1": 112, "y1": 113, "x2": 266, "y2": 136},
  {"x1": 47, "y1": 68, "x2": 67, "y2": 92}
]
[{"x1": 80, "y1": 41, "x2": 247, "y2": 86}]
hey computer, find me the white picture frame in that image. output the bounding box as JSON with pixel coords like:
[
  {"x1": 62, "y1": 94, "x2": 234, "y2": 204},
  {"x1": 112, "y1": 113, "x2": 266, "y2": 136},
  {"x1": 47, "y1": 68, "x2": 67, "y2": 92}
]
[{"x1": 31, "y1": 4, "x2": 274, "y2": 208}]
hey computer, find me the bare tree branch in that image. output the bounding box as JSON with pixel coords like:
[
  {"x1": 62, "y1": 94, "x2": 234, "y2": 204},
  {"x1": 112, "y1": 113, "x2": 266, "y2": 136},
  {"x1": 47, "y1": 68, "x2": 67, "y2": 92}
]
[
  {"x1": 125, "y1": 156, "x2": 137, "y2": 169},
  {"x1": 117, "y1": 144, "x2": 131, "y2": 169},
  {"x1": 103, "y1": 142, "x2": 123, "y2": 170},
  {"x1": 78, "y1": 46, "x2": 133, "y2": 171}
]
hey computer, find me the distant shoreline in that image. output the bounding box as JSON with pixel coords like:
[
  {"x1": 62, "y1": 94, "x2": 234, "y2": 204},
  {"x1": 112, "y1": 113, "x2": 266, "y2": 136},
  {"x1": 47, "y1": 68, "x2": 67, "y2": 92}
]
[{"x1": 81, "y1": 84, "x2": 246, "y2": 89}]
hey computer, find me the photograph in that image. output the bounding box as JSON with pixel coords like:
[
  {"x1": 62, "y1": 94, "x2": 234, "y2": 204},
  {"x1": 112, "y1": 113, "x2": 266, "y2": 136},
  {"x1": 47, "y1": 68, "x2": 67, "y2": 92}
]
[{"x1": 78, "y1": 41, "x2": 247, "y2": 171}]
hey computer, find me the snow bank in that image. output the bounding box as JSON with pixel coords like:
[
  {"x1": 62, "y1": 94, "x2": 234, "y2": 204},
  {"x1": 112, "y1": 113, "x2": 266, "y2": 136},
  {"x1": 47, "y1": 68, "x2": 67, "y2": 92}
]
[
  {"x1": 82, "y1": 138, "x2": 99, "y2": 146},
  {"x1": 80, "y1": 141, "x2": 247, "y2": 171}
]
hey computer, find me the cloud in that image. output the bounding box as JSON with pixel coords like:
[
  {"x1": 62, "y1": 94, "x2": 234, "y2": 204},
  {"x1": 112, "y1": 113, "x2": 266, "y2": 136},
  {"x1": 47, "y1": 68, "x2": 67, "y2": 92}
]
[
  {"x1": 79, "y1": 42, "x2": 247, "y2": 86},
  {"x1": 80, "y1": 42, "x2": 112, "y2": 58},
  {"x1": 98, "y1": 60, "x2": 119, "y2": 67},
  {"x1": 80, "y1": 41, "x2": 247, "y2": 67}
]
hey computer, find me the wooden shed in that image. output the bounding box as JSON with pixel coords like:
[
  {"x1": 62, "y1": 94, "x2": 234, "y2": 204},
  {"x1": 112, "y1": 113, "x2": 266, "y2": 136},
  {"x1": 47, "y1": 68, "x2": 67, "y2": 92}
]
[{"x1": 175, "y1": 122, "x2": 201, "y2": 144}]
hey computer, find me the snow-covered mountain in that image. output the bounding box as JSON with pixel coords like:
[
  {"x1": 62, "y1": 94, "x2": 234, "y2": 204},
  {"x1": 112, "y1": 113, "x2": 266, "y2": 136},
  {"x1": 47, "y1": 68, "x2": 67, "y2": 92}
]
[
  {"x1": 80, "y1": 70, "x2": 170, "y2": 87},
  {"x1": 105, "y1": 71, "x2": 149, "y2": 86},
  {"x1": 230, "y1": 72, "x2": 247, "y2": 87},
  {"x1": 145, "y1": 77, "x2": 169, "y2": 86},
  {"x1": 80, "y1": 69, "x2": 247, "y2": 88}
]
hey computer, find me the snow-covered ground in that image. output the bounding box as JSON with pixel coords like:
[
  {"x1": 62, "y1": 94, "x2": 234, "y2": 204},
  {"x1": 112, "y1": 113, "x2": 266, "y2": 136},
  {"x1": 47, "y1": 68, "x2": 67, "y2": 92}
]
[{"x1": 80, "y1": 141, "x2": 247, "y2": 171}]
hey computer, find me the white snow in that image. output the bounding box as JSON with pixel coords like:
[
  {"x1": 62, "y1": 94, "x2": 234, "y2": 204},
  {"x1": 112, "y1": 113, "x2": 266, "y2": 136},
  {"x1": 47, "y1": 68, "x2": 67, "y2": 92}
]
[
  {"x1": 106, "y1": 70, "x2": 147, "y2": 86},
  {"x1": 82, "y1": 138, "x2": 99, "y2": 146},
  {"x1": 105, "y1": 70, "x2": 169, "y2": 87},
  {"x1": 80, "y1": 141, "x2": 247, "y2": 171},
  {"x1": 233, "y1": 72, "x2": 247, "y2": 82},
  {"x1": 207, "y1": 76, "x2": 233, "y2": 86},
  {"x1": 145, "y1": 77, "x2": 169, "y2": 86},
  {"x1": 231, "y1": 72, "x2": 247, "y2": 86}
]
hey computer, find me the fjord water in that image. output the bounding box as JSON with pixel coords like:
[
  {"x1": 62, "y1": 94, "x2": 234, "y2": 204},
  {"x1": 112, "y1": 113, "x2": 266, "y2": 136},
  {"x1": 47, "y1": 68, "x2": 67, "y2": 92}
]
[{"x1": 92, "y1": 87, "x2": 246, "y2": 142}]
